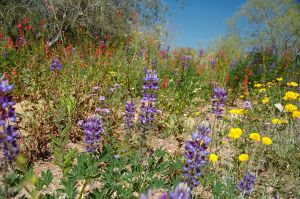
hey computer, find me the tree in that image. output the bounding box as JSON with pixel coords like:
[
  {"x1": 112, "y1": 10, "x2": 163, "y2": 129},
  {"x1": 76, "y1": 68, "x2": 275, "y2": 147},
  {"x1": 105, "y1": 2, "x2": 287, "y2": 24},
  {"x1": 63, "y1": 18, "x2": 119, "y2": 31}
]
[
  {"x1": 0, "y1": 0, "x2": 168, "y2": 45},
  {"x1": 227, "y1": 0, "x2": 300, "y2": 49}
]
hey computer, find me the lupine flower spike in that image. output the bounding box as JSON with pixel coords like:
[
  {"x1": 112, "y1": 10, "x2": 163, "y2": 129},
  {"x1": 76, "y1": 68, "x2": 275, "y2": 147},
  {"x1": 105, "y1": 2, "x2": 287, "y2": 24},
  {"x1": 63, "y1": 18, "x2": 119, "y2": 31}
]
[
  {"x1": 0, "y1": 76, "x2": 19, "y2": 161},
  {"x1": 211, "y1": 86, "x2": 227, "y2": 119},
  {"x1": 183, "y1": 122, "x2": 212, "y2": 189},
  {"x1": 83, "y1": 114, "x2": 104, "y2": 153}
]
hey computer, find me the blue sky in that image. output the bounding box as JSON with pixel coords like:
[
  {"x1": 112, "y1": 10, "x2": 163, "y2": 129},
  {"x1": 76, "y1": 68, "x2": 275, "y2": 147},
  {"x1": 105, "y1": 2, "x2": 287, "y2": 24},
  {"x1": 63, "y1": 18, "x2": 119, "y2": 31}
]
[{"x1": 164, "y1": 0, "x2": 246, "y2": 49}]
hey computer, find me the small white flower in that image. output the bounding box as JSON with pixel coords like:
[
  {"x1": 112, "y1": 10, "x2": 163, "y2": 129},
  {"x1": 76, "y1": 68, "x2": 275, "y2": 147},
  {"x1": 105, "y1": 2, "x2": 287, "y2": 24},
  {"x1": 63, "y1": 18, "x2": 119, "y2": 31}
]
[{"x1": 274, "y1": 103, "x2": 284, "y2": 112}]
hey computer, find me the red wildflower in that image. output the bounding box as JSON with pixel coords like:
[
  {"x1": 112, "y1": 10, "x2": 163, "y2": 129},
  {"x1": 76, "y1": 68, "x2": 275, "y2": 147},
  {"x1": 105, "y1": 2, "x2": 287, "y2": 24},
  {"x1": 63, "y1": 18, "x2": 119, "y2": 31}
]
[
  {"x1": 17, "y1": 22, "x2": 22, "y2": 29},
  {"x1": 12, "y1": 68, "x2": 17, "y2": 76},
  {"x1": 162, "y1": 76, "x2": 169, "y2": 90},
  {"x1": 25, "y1": 25, "x2": 32, "y2": 31},
  {"x1": 23, "y1": 17, "x2": 29, "y2": 24}
]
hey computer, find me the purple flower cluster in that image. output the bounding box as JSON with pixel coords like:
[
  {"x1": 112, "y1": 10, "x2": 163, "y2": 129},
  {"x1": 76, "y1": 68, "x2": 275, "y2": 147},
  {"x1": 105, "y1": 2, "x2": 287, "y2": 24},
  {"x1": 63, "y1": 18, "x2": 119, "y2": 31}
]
[
  {"x1": 139, "y1": 69, "x2": 159, "y2": 127},
  {"x1": 243, "y1": 100, "x2": 252, "y2": 110},
  {"x1": 181, "y1": 55, "x2": 192, "y2": 69},
  {"x1": 211, "y1": 86, "x2": 227, "y2": 119},
  {"x1": 50, "y1": 58, "x2": 62, "y2": 71},
  {"x1": 183, "y1": 122, "x2": 212, "y2": 189},
  {"x1": 83, "y1": 114, "x2": 104, "y2": 153},
  {"x1": 139, "y1": 183, "x2": 191, "y2": 199},
  {"x1": 169, "y1": 183, "x2": 191, "y2": 199},
  {"x1": 124, "y1": 101, "x2": 135, "y2": 129},
  {"x1": 198, "y1": 49, "x2": 204, "y2": 58},
  {"x1": 0, "y1": 77, "x2": 19, "y2": 161},
  {"x1": 238, "y1": 172, "x2": 256, "y2": 194},
  {"x1": 230, "y1": 59, "x2": 237, "y2": 71}
]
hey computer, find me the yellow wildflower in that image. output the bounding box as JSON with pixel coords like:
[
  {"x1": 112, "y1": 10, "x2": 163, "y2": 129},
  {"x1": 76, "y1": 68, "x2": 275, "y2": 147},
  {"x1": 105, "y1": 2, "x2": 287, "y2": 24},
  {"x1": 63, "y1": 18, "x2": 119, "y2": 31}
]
[
  {"x1": 271, "y1": 118, "x2": 288, "y2": 124},
  {"x1": 249, "y1": 133, "x2": 261, "y2": 142},
  {"x1": 259, "y1": 88, "x2": 266, "y2": 92},
  {"x1": 292, "y1": 111, "x2": 300, "y2": 118},
  {"x1": 229, "y1": 109, "x2": 247, "y2": 115},
  {"x1": 276, "y1": 77, "x2": 283, "y2": 82},
  {"x1": 262, "y1": 137, "x2": 272, "y2": 145},
  {"x1": 283, "y1": 91, "x2": 299, "y2": 100},
  {"x1": 194, "y1": 112, "x2": 200, "y2": 116},
  {"x1": 238, "y1": 154, "x2": 249, "y2": 162},
  {"x1": 254, "y1": 83, "x2": 262, "y2": 88},
  {"x1": 228, "y1": 128, "x2": 243, "y2": 139},
  {"x1": 262, "y1": 97, "x2": 269, "y2": 104},
  {"x1": 209, "y1": 154, "x2": 218, "y2": 163},
  {"x1": 287, "y1": 82, "x2": 298, "y2": 87},
  {"x1": 285, "y1": 104, "x2": 298, "y2": 112}
]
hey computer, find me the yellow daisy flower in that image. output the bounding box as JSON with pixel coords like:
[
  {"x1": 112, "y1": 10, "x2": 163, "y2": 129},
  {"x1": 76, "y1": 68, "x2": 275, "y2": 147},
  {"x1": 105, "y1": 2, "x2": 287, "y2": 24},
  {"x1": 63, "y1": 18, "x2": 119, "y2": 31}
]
[
  {"x1": 271, "y1": 118, "x2": 288, "y2": 124},
  {"x1": 262, "y1": 137, "x2": 272, "y2": 145},
  {"x1": 258, "y1": 88, "x2": 266, "y2": 92},
  {"x1": 292, "y1": 111, "x2": 300, "y2": 118},
  {"x1": 283, "y1": 91, "x2": 299, "y2": 100},
  {"x1": 238, "y1": 154, "x2": 249, "y2": 162},
  {"x1": 276, "y1": 77, "x2": 283, "y2": 82},
  {"x1": 285, "y1": 104, "x2": 298, "y2": 112},
  {"x1": 249, "y1": 133, "x2": 261, "y2": 142},
  {"x1": 287, "y1": 82, "x2": 298, "y2": 87},
  {"x1": 254, "y1": 83, "x2": 262, "y2": 88},
  {"x1": 228, "y1": 109, "x2": 247, "y2": 115},
  {"x1": 228, "y1": 128, "x2": 243, "y2": 139},
  {"x1": 262, "y1": 97, "x2": 269, "y2": 104},
  {"x1": 209, "y1": 154, "x2": 218, "y2": 163}
]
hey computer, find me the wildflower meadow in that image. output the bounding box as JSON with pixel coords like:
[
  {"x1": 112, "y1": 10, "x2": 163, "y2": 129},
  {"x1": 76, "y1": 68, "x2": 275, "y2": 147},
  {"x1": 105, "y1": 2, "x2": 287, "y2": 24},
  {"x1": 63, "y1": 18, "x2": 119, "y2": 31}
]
[{"x1": 0, "y1": 0, "x2": 299, "y2": 198}]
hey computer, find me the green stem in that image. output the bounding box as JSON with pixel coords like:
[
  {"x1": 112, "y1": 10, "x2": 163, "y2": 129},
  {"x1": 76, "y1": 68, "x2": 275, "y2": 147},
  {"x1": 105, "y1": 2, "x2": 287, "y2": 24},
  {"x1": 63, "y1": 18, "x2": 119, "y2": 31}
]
[{"x1": 78, "y1": 179, "x2": 89, "y2": 199}]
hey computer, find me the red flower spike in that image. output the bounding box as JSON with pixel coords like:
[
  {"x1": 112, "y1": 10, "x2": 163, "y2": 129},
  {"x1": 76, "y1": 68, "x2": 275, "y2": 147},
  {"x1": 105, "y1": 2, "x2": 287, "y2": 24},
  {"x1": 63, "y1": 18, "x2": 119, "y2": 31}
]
[
  {"x1": 17, "y1": 22, "x2": 22, "y2": 29},
  {"x1": 23, "y1": 17, "x2": 29, "y2": 24}
]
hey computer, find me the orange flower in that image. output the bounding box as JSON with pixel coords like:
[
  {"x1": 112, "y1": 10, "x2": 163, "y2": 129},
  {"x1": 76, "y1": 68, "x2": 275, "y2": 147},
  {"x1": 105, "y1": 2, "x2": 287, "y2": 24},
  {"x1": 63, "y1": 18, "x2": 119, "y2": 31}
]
[{"x1": 162, "y1": 77, "x2": 169, "y2": 90}]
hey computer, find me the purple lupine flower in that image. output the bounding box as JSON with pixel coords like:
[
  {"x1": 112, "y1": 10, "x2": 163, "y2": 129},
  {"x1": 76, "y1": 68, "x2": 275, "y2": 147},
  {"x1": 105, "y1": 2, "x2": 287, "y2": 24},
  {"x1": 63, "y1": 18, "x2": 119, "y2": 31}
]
[
  {"x1": 114, "y1": 83, "x2": 120, "y2": 88},
  {"x1": 99, "y1": 96, "x2": 106, "y2": 102},
  {"x1": 93, "y1": 86, "x2": 100, "y2": 90},
  {"x1": 140, "y1": 190, "x2": 167, "y2": 199},
  {"x1": 0, "y1": 77, "x2": 19, "y2": 161},
  {"x1": 143, "y1": 69, "x2": 159, "y2": 90},
  {"x1": 77, "y1": 120, "x2": 84, "y2": 127},
  {"x1": 83, "y1": 114, "x2": 104, "y2": 153},
  {"x1": 169, "y1": 183, "x2": 191, "y2": 199},
  {"x1": 230, "y1": 59, "x2": 237, "y2": 71},
  {"x1": 2, "y1": 51, "x2": 8, "y2": 58},
  {"x1": 243, "y1": 101, "x2": 252, "y2": 110},
  {"x1": 209, "y1": 59, "x2": 216, "y2": 67},
  {"x1": 109, "y1": 87, "x2": 116, "y2": 93},
  {"x1": 151, "y1": 58, "x2": 157, "y2": 67},
  {"x1": 140, "y1": 190, "x2": 153, "y2": 199},
  {"x1": 258, "y1": 64, "x2": 263, "y2": 74},
  {"x1": 139, "y1": 69, "x2": 159, "y2": 127},
  {"x1": 50, "y1": 58, "x2": 62, "y2": 71},
  {"x1": 18, "y1": 36, "x2": 24, "y2": 45},
  {"x1": 269, "y1": 63, "x2": 276, "y2": 72},
  {"x1": 0, "y1": 79, "x2": 14, "y2": 92},
  {"x1": 211, "y1": 86, "x2": 227, "y2": 119},
  {"x1": 183, "y1": 122, "x2": 212, "y2": 189},
  {"x1": 124, "y1": 101, "x2": 135, "y2": 129},
  {"x1": 238, "y1": 172, "x2": 256, "y2": 194},
  {"x1": 100, "y1": 108, "x2": 110, "y2": 116},
  {"x1": 181, "y1": 56, "x2": 193, "y2": 69},
  {"x1": 198, "y1": 49, "x2": 204, "y2": 58}
]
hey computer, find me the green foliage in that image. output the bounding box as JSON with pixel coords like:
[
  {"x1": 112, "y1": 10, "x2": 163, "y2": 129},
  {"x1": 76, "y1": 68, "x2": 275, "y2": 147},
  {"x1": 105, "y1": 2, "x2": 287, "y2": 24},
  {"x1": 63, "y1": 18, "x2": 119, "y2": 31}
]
[{"x1": 51, "y1": 124, "x2": 78, "y2": 175}]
